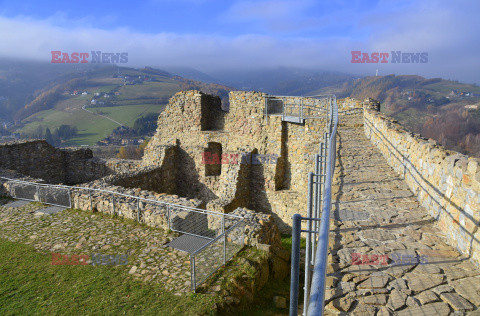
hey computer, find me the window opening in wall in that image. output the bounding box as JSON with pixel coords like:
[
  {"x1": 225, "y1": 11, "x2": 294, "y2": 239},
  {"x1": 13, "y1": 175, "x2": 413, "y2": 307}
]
[{"x1": 204, "y1": 142, "x2": 222, "y2": 176}]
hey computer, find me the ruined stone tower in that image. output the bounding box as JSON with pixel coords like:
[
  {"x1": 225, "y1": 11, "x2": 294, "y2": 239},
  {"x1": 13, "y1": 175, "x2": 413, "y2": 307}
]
[{"x1": 140, "y1": 90, "x2": 329, "y2": 231}]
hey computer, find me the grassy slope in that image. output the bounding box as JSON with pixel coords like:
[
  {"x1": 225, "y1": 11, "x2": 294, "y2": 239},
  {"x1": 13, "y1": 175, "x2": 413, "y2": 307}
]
[
  {"x1": 0, "y1": 230, "x2": 301, "y2": 316},
  {"x1": 422, "y1": 80, "x2": 480, "y2": 95},
  {"x1": 0, "y1": 238, "x2": 218, "y2": 316},
  {"x1": 16, "y1": 79, "x2": 180, "y2": 146}
]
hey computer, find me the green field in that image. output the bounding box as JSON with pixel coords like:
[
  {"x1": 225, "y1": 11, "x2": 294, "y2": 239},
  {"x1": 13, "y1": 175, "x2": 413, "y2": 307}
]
[
  {"x1": 116, "y1": 80, "x2": 180, "y2": 100},
  {"x1": 423, "y1": 81, "x2": 480, "y2": 95},
  {"x1": 0, "y1": 238, "x2": 220, "y2": 316},
  {"x1": 18, "y1": 103, "x2": 166, "y2": 146},
  {"x1": 16, "y1": 77, "x2": 180, "y2": 145}
]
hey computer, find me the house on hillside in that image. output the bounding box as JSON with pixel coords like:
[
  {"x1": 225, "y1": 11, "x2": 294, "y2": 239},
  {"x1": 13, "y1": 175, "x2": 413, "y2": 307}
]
[
  {"x1": 448, "y1": 90, "x2": 458, "y2": 97},
  {"x1": 121, "y1": 139, "x2": 137, "y2": 145}
]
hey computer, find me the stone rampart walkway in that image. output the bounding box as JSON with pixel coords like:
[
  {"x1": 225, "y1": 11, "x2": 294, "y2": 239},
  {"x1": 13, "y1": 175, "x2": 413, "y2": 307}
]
[{"x1": 325, "y1": 114, "x2": 480, "y2": 315}]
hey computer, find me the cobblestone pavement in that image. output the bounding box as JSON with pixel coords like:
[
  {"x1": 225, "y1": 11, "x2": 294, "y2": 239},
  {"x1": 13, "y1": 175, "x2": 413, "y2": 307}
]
[
  {"x1": 325, "y1": 114, "x2": 480, "y2": 315},
  {"x1": 0, "y1": 201, "x2": 193, "y2": 294}
]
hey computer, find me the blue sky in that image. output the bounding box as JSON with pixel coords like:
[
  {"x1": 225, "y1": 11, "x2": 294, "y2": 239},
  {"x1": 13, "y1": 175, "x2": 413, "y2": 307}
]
[{"x1": 0, "y1": 0, "x2": 478, "y2": 83}]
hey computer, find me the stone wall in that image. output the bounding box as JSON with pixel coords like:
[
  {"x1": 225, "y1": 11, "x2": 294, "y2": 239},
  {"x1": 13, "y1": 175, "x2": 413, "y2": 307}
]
[
  {"x1": 141, "y1": 90, "x2": 338, "y2": 232},
  {"x1": 71, "y1": 181, "x2": 203, "y2": 230},
  {"x1": 0, "y1": 140, "x2": 109, "y2": 184},
  {"x1": 103, "y1": 145, "x2": 177, "y2": 195},
  {"x1": 105, "y1": 159, "x2": 142, "y2": 174},
  {"x1": 363, "y1": 98, "x2": 480, "y2": 265}
]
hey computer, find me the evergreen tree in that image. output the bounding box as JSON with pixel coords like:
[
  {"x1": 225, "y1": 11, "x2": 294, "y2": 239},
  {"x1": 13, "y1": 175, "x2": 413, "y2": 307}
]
[{"x1": 45, "y1": 128, "x2": 54, "y2": 146}]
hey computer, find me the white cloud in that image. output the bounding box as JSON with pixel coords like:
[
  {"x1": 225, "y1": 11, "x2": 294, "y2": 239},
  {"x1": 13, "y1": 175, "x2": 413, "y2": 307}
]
[{"x1": 0, "y1": 2, "x2": 478, "y2": 84}]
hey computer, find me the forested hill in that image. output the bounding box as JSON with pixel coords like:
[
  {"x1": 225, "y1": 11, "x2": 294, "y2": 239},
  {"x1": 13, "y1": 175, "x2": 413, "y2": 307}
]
[{"x1": 342, "y1": 74, "x2": 480, "y2": 157}]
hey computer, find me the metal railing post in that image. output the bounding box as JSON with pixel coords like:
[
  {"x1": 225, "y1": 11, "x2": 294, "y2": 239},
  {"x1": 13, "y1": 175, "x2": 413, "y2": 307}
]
[
  {"x1": 313, "y1": 158, "x2": 319, "y2": 253},
  {"x1": 191, "y1": 255, "x2": 196, "y2": 292},
  {"x1": 265, "y1": 97, "x2": 268, "y2": 116},
  {"x1": 167, "y1": 204, "x2": 171, "y2": 230},
  {"x1": 111, "y1": 193, "x2": 115, "y2": 215},
  {"x1": 36, "y1": 184, "x2": 40, "y2": 203},
  {"x1": 323, "y1": 132, "x2": 328, "y2": 185},
  {"x1": 89, "y1": 190, "x2": 93, "y2": 210},
  {"x1": 289, "y1": 214, "x2": 302, "y2": 316},
  {"x1": 329, "y1": 99, "x2": 334, "y2": 134},
  {"x1": 326, "y1": 101, "x2": 330, "y2": 133},
  {"x1": 222, "y1": 215, "x2": 226, "y2": 265},
  {"x1": 301, "y1": 98, "x2": 304, "y2": 121},
  {"x1": 319, "y1": 143, "x2": 324, "y2": 216},
  {"x1": 265, "y1": 96, "x2": 269, "y2": 124},
  {"x1": 137, "y1": 198, "x2": 140, "y2": 222},
  {"x1": 304, "y1": 172, "x2": 314, "y2": 316}
]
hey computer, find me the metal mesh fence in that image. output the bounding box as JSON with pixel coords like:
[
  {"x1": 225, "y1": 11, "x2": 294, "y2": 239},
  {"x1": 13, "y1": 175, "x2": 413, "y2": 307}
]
[
  {"x1": 9, "y1": 181, "x2": 71, "y2": 208},
  {"x1": 265, "y1": 97, "x2": 283, "y2": 115},
  {"x1": 192, "y1": 235, "x2": 225, "y2": 289},
  {"x1": 169, "y1": 205, "x2": 221, "y2": 239},
  {"x1": 284, "y1": 102, "x2": 302, "y2": 117},
  {"x1": 1, "y1": 176, "x2": 245, "y2": 292},
  {"x1": 225, "y1": 221, "x2": 245, "y2": 261},
  {"x1": 38, "y1": 186, "x2": 71, "y2": 207},
  {"x1": 190, "y1": 220, "x2": 245, "y2": 291},
  {"x1": 265, "y1": 95, "x2": 331, "y2": 121},
  {"x1": 11, "y1": 182, "x2": 37, "y2": 201}
]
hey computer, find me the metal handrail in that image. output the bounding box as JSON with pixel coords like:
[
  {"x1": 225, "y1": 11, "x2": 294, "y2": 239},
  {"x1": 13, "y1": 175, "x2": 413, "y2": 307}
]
[
  {"x1": 1, "y1": 175, "x2": 246, "y2": 292},
  {"x1": 190, "y1": 220, "x2": 245, "y2": 291},
  {"x1": 288, "y1": 95, "x2": 337, "y2": 316},
  {"x1": 0, "y1": 176, "x2": 243, "y2": 219},
  {"x1": 265, "y1": 95, "x2": 331, "y2": 124},
  {"x1": 191, "y1": 220, "x2": 243, "y2": 256},
  {"x1": 307, "y1": 97, "x2": 338, "y2": 315}
]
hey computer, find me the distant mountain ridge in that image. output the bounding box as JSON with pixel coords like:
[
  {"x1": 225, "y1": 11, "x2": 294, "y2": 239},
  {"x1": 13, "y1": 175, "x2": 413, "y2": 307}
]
[
  {"x1": 208, "y1": 67, "x2": 357, "y2": 96},
  {"x1": 163, "y1": 67, "x2": 221, "y2": 84},
  {"x1": 342, "y1": 74, "x2": 480, "y2": 157},
  {"x1": 0, "y1": 60, "x2": 232, "y2": 122}
]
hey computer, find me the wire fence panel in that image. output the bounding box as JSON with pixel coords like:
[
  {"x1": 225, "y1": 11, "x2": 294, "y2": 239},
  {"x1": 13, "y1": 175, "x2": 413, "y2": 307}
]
[
  {"x1": 265, "y1": 97, "x2": 283, "y2": 115},
  {"x1": 190, "y1": 220, "x2": 245, "y2": 291},
  {"x1": 1, "y1": 176, "x2": 246, "y2": 293},
  {"x1": 225, "y1": 221, "x2": 245, "y2": 262},
  {"x1": 265, "y1": 95, "x2": 332, "y2": 121},
  {"x1": 38, "y1": 186, "x2": 71, "y2": 208},
  {"x1": 11, "y1": 182, "x2": 37, "y2": 201},
  {"x1": 284, "y1": 102, "x2": 302, "y2": 118},
  {"x1": 192, "y1": 235, "x2": 225, "y2": 289},
  {"x1": 7, "y1": 181, "x2": 71, "y2": 208},
  {"x1": 169, "y1": 205, "x2": 218, "y2": 238}
]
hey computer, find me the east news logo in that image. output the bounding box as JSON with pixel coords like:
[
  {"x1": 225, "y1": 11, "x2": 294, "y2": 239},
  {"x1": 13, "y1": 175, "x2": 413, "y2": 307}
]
[
  {"x1": 51, "y1": 51, "x2": 128, "y2": 63},
  {"x1": 351, "y1": 51, "x2": 428, "y2": 63},
  {"x1": 51, "y1": 253, "x2": 128, "y2": 266}
]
